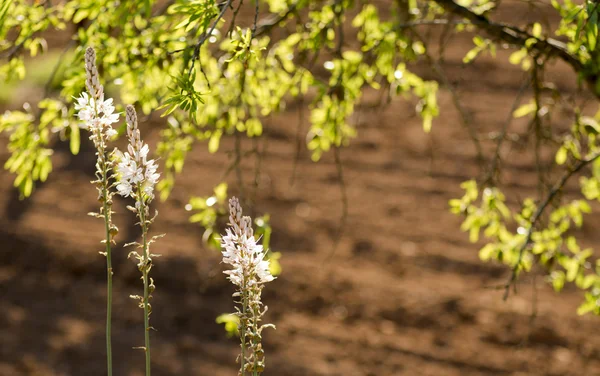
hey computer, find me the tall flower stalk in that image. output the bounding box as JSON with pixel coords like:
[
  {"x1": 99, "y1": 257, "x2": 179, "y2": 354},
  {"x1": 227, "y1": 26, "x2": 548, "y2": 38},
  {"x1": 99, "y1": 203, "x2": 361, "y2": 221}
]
[
  {"x1": 221, "y1": 197, "x2": 275, "y2": 375},
  {"x1": 74, "y1": 47, "x2": 120, "y2": 376},
  {"x1": 115, "y1": 105, "x2": 161, "y2": 376}
]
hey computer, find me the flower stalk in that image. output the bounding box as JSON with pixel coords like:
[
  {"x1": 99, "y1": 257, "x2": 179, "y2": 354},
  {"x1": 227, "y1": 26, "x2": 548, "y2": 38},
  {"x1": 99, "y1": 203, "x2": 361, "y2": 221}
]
[
  {"x1": 116, "y1": 105, "x2": 161, "y2": 376},
  {"x1": 74, "y1": 46, "x2": 120, "y2": 376},
  {"x1": 221, "y1": 197, "x2": 275, "y2": 375},
  {"x1": 139, "y1": 186, "x2": 151, "y2": 376}
]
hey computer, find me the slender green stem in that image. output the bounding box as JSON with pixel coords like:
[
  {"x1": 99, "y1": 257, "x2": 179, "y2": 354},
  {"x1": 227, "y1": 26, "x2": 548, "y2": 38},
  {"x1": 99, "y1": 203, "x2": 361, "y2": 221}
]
[
  {"x1": 252, "y1": 298, "x2": 259, "y2": 376},
  {"x1": 240, "y1": 288, "x2": 247, "y2": 376},
  {"x1": 139, "y1": 195, "x2": 151, "y2": 376},
  {"x1": 103, "y1": 198, "x2": 113, "y2": 376},
  {"x1": 99, "y1": 142, "x2": 113, "y2": 376}
]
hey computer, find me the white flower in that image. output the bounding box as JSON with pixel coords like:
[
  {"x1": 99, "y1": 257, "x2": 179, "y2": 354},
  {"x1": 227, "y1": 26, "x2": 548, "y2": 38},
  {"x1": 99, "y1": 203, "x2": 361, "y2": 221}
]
[
  {"x1": 97, "y1": 97, "x2": 114, "y2": 115},
  {"x1": 105, "y1": 128, "x2": 118, "y2": 138},
  {"x1": 74, "y1": 90, "x2": 119, "y2": 139},
  {"x1": 118, "y1": 159, "x2": 143, "y2": 184},
  {"x1": 74, "y1": 92, "x2": 92, "y2": 111},
  {"x1": 77, "y1": 108, "x2": 94, "y2": 123},
  {"x1": 138, "y1": 144, "x2": 149, "y2": 161},
  {"x1": 256, "y1": 259, "x2": 274, "y2": 283},
  {"x1": 101, "y1": 112, "x2": 120, "y2": 126},
  {"x1": 116, "y1": 181, "x2": 133, "y2": 197}
]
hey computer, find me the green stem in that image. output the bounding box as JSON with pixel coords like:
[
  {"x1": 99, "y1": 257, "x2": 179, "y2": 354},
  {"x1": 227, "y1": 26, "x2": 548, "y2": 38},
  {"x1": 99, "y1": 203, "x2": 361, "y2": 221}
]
[
  {"x1": 100, "y1": 145, "x2": 113, "y2": 376},
  {"x1": 139, "y1": 196, "x2": 151, "y2": 376},
  {"x1": 241, "y1": 288, "x2": 247, "y2": 376},
  {"x1": 252, "y1": 301, "x2": 259, "y2": 376},
  {"x1": 103, "y1": 199, "x2": 113, "y2": 376}
]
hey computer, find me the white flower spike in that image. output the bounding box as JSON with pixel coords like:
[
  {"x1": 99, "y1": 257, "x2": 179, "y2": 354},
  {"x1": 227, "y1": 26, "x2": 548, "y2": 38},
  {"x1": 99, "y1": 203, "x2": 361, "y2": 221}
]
[
  {"x1": 221, "y1": 197, "x2": 275, "y2": 375},
  {"x1": 74, "y1": 47, "x2": 119, "y2": 147},
  {"x1": 115, "y1": 105, "x2": 160, "y2": 202}
]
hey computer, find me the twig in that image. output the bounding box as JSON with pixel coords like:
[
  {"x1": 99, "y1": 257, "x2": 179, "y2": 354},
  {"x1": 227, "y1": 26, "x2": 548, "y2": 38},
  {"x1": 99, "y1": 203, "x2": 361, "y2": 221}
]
[
  {"x1": 396, "y1": 19, "x2": 472, "y2": 28},
  {"x1": 254, "y1": 2, "x2": 298, "y2": 37},
  {"x1": 235, "y1": 131, "x2": 245, "y2": 199},
  {"x1": 226, "y1": 0, "x2": 244, "y2": 37},
  {"x1": 485, "y1": 72, "x2": 530, "y2": 184},
  {"x1": 410, "y1": 24, "x2": 485, "y2": 169},
  {"x1": 251, "y1": 0, "x2": 259, "y2": 37},
  {"x1": 437, "y1": 15, "x2": 457, "y2": 60},
  {"x1": 577, "y1": 1, "x2": 600, "y2": 41},
  {"x1": 252, "y1": 118, "x2": 268, "y2": 206},
  {"x1": 431, "y1": 58, "x2": 485, "y2": 167},
  {"x1": 321, "y1": 0, "x2": 348, "y2": 265},
  {"x1": 321, "y1": 146, "x2": 348, "y2": 266},
  {"x1": 531, "y1": 59, "x2": 547, "y2": 195},
  {"x1": 187, "y1": 0, "x2": 234, "y2": 78},
  {"x1": 43, "y1": 40, "x2": 75, "y2": 97},
  {"x1": 289, "y1": 94, "x2": 305, "y2": 186}
]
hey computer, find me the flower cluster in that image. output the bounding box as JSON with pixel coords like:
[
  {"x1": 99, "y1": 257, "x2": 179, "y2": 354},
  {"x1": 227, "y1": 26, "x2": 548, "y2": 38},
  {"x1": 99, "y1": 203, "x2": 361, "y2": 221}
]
[
  {"x1": 221, "y1": 197, "x2": 274, "y2": 287},
  {"x1": 115, "y1": 105, "x2": 160, "y2": 201},
  {"x1": 74, "y1": 47, "x2": 119, "y2": 147},
  {"x1": 221, "y1": 197, "x2": 275, "y2": 375}
]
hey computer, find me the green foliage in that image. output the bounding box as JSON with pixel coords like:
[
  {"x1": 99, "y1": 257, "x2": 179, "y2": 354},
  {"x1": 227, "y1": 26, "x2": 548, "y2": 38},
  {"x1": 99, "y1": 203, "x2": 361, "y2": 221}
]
[
  {"x1": 352, "y1": 4, "x2": 438, "y2": 133},
  {"x1": 5, "y1": 0, "x2": 600, "y2": 318},
  {"x1": 451, "y1": 178, "x2": 600, "y2": 315},
  {"x1": 1, "y1": 0, "x2": 439, "y2": 197},
  {"x1": 0, "y1": 103, "x2": 54, "y2": 198}
]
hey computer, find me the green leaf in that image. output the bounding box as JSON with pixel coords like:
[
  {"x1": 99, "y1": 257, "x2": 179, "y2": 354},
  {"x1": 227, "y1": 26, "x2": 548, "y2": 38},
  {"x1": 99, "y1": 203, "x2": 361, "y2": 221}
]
[
  {"x1": 23, "y1": 176, "x2": 33, "y2": 197},
  {"x1": 532, "y1": 23, "x2": 542, "y2": 38},
  {"x1": 342, "y1": 50, "x2": 363, "y2": 64},
  {"x1": 463, "y1": 47, "x2": 481, "y2": 64},
  {"x1": 555, "y1": 146, "x2": 568, "y2": 165},
  {"x1": 513, "y1": 102, "x2": 536, "y2": 118},
  {"x1": 422, "y1": 113, "x2": 432, "y2": 133},
  {"x1": 0, "y1": 0, "x2": 12, "y2": 33},
  {"x1": 70, "y1": 123, "x2": 80, "y2": 155},
  {"x1": 509, "y1": 48, "x2": 527, "y2": 65},
  {"x1": 208, "y1": 130, "x2": 222, "y2": 154},
  {"x1": 587, "y1": 11, "x2": 599, "y2": 51},
  {"x1": 216, "y1": 313, "x2": 239, "y2": 337},
  {"x1": 479, "y1": 243, "x2": 496, "y2": 261},
  {"x1": 214, "y1": 182, "x2": 228, "y2": 201},
  {"x1": 552, "y1": 271, "x2": 566, "y2": 292}
]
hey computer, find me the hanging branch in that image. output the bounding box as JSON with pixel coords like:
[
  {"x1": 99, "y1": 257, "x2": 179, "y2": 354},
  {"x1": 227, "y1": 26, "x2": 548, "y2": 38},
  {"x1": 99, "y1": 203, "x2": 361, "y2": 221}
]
[
  {"x1": 432, "y1": 0, "x2": 596, "y2": 96},
  {"x1": 485, "y1": 73, "x2": 530, "y2": 184},
  {"x1": 503, "y1": 151, "x2": 600, "y2": 300}
]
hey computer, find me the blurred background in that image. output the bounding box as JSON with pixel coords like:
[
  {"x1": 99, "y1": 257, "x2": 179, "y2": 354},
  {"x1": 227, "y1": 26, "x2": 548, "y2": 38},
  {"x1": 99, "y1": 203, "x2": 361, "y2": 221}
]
[{"x1": 3, "y1": 0, "x2": 600, "y2": 375}]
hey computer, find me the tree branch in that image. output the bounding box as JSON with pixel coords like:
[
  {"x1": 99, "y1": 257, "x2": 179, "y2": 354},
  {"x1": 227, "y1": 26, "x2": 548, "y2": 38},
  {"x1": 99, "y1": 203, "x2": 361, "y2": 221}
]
[
  {"x1": 433, "y1": 0, "x2": 593, "y2": 94},
  {"x1": 485, "y1": 72, "x2": 530, "y2": 184},
  {"x1": 503, "y1": 151, "x2": 600, "y2": 300},
  {"x1": 254, "y1": 2, "x2": 298, "y2": 37}
]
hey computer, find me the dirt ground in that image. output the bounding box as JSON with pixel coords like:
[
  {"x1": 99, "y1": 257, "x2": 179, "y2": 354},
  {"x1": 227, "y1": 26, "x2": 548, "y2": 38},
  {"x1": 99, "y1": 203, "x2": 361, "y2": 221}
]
[{"x1": 3, "y1": 3, "x2": 600, "y2": 376}]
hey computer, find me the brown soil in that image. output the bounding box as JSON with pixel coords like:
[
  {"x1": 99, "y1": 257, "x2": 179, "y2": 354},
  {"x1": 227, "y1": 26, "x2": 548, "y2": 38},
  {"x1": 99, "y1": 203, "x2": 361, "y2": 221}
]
[{"x1": 3, "y1": 4, "x2": 600, "y2": 376}]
